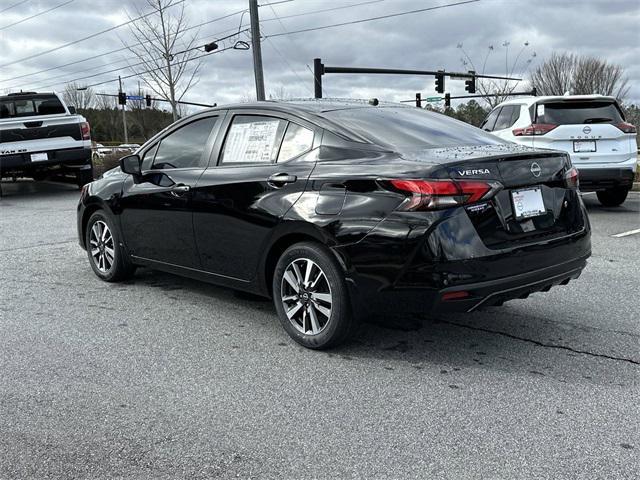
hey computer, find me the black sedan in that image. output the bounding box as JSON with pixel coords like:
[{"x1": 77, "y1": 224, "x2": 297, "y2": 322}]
[{"x1": 77, "y1": 100, "x2": 591, "y2": 349}]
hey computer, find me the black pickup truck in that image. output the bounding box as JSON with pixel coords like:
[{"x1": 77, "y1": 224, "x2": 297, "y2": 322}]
[{"x1": 0, "y1": 91, "x2": 93, "y2": 187}]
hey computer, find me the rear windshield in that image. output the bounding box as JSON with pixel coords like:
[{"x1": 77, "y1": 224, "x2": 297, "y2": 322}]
[
  {"x1": 536, "y1": 101, "x2": 623, "y2": 125},
  {"x1": 0, "y1": 94, "x2": 66, "y2": 118},
  {"x1": 323, "y1": 106, "x2": 505, "y2": 149}
]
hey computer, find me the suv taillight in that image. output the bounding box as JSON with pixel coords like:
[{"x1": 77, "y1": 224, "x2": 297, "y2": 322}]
[
  {"x1": 386, "y1": 179, "x2": 502, "y2": 211},
  {"x1": 512, "y1": 123, "x2": 557, "y2": 136},
  {"x1": 80, "y1": 121, "x2": 91, "y2": 140},
  {"x1": 564, "y1": 167, "x2": 579, "y2": 189},
  {"x1": 615, "y1": 122, "x2": 637, "y2": 134}
]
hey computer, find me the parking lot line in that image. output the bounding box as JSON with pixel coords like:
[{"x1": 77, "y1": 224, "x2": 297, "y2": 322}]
[{"x1": 612, "y1": 228, "x2": 640, "y2": 238}]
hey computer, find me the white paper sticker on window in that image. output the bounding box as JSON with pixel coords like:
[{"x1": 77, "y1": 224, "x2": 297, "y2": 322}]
[
  {"x1": 224, "y1": 120, "x2": 280, "y2": 163},
  {"x1": 536, "y1": 104, "x2": 545, "y2": 118}
]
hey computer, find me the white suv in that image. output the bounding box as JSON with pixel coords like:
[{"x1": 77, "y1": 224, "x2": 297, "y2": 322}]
[{"x1": 482, "y1": 95, "x2": 637, "y2": 206}]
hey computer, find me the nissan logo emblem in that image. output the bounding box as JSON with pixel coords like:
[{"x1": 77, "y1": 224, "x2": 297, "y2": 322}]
[
  {"x1": 530, "y1": 162, "x2": 542, "y2": 177},
  {"x1": 583, "y1": 126, "x2": 592, "y2": 134}
]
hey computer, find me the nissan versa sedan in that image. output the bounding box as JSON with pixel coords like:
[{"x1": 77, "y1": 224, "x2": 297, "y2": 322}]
[{"x1": 77, "y1": 99, "x2": 591, "y2": 349}]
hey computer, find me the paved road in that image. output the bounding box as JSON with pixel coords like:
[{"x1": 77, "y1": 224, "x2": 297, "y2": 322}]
[{"x1": 1, "y1": 180, "x2": 638, "y2": 480}]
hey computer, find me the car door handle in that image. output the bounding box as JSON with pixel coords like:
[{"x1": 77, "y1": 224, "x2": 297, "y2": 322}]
[
  {"x1": 170, "y1": 184, "x2": 191, "y2": 196},
  {"x1": 268, "y1": 173, "x2": 297, "y2": 186}
]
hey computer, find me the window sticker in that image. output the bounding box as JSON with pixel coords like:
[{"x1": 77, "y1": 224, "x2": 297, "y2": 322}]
[
  {"x1": 536, "y1": 104, "x2": 545, "y2": 118},
  {"x1": 224, "y1": 120, "x2": 280, "y2": 163}
]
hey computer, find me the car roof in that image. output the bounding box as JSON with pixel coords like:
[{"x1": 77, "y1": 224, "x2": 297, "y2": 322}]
[
  {"x1": 495, "y1": 94, "x2": 618, "y2": 108},
  {"x1": 203, "y1": 98, "x2": 411, "y2": 115}
]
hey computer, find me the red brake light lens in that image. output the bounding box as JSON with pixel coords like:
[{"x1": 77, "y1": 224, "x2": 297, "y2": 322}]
[
  {"x1": 512, "y1": 123, "x2": 557, "y2": 136},
  {"x1": 564, "y1": 167, "x2": 579, "y2": 189},
  {"x1": 388, "y1": 179, "x2": 501, "y2": 211},
  {"x1": 80, "y1": 122, "x2": 91, "y2": 140},
  {"x1": 615, "y1": 122, "x2": 637, "y2": 134}
]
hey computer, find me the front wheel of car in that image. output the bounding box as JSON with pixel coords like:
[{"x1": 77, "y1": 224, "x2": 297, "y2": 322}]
[
  {"x1": 596, "y1": 187, "x2": 629, "y2": 207},
  {"x1": 273, "y1": 242, "x2": 356, "y2": 349},
  {"x1": 85, "y1": 211, "x2": 135, "y2": 282}
]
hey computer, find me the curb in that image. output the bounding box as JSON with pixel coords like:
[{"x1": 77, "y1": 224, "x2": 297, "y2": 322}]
[{"x1": 633, "y1": 182, "x2": 640, "y2": 192}]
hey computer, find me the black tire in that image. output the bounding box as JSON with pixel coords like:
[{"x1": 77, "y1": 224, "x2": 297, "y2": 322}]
[
  {"x1": 85, "y1": 211, "x2": 135, "y2": 282},
  {"x1": 32, "y1": 172, "x2": 48, "y2": 181},
  {"x1": 272, "y1": 241, "x2": 357, "y2": 349},
  {"x1": 596, "y1": 187, "x2": 629, "y2": 207},
  {"x1": 76, "y1": 168, "x2": 94, "y2": 188}
]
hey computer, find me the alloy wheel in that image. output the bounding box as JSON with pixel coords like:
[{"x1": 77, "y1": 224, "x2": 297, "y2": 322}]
[
  {"x1": 89, "y1": 220, "x2": 115, "y2": 273},
  {"x1": 281, "y1": 258, "x2": 333, "y2": 335}
]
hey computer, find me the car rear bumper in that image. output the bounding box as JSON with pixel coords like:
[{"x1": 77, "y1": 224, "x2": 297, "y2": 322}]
[
  {"x1": 337, "y1": 205, "x2": 591, "y2": 318},
  {"x1": 0, "y1": 147, "x2": 92, "y2": 175},
  {"x1": 577, "y1": 167, "x2": 635, "y2": 191}
]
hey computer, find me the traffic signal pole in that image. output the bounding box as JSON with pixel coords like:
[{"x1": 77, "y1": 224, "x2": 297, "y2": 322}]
[{"x1": 118, "y1": 75, "x2": 128, "y2": 143}]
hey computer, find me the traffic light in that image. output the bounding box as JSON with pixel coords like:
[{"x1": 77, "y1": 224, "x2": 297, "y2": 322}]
[
  {"x1": 415, "y1": 93, "x2": 422, "y2": 108},
  {"x1": 118, "y1": 91, "x2": 127, "y2": 105},
  {"x1": 145, "y1": 94, "x2": 152, "y2": 107},
  {"x1": 445, "y1": 93, "x2": 451, "y2": 108},
  {"x1": 465, "y1": 70, "x2": 476, "y2": 94},
  {"x1": 435, "y1": 70, "x2": 445, "y2": 94}
]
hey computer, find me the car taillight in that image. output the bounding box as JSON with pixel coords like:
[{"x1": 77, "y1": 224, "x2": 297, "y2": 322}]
[
  {"x1": 387, "y1": 179, "x2": 502, "y2": 211},
  {"x1": 80, "y1": 122, "x2": 91, "y2": 140},
  {"x1": 564, "y1": 167, "x2": 579, "y2": 189},
  {"x1": 512, "y1": 123, "x2": 557, "y2": 136},
  {"x1": 615, "y1": 122, "x2": 637, "y2": 134}
]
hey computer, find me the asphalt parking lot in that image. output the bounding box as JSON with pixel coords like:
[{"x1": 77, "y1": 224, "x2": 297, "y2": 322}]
[{"x1": 1, "y1": 180, "x2": 638, "y2": 480}]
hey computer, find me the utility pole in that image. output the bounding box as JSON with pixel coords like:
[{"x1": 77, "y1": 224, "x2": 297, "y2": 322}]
[
  {"x1": 118, "y1": 75, "x2": 128, "y2": 143},
  {"x1": 249, "y1": 0, "x2": 265, "y2": 101}
]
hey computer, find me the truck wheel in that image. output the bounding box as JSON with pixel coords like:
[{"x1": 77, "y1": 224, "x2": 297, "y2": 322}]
[
  {"x1": 272, "y1": 242, "x2": 357, "y2": 349},
  {"x1": 596, "y1": 187, "x2": 629, "y2": 207},
  {"x1": 76, "y1": 169, "x2": 94, "y2": 188}
]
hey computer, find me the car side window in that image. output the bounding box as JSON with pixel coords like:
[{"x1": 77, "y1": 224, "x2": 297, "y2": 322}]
[
  {"x1": 220, "y1": 115, "x2": 287, "y2": 164},
  {"x1": 151, "y1": 116, "x2": 218, "y2": 170},
  {"x1": 493, "y1": 106, "x2": 516, "y2": 131},
  {"x1": 140, "y1": 143, "x2": 159, "y2": 171},
  {"x1": 481, "y1": 108, "x2": 501, "y2": 131},
  {"x1": 277, "y1": 123, "x2": 314, "y2": 162}
]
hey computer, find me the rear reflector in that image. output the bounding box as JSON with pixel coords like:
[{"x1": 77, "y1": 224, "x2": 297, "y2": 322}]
[
  {"x1": 442, "y1": 291, "x2": 470, "y2": 301},
  {"x1": 615, "y1": 122, "x2": 637, "y2": 134},
  {"x1": 387, "y1": 179, "x2": 502, "y2": 211},
  {"x1": 512, "y1": 123, "x2": 557, "y2": 136}
]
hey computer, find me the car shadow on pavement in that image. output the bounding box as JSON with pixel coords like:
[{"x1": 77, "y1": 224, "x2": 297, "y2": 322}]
[
  {"x1": 125, "y1": 268, "x2": 638, "y2": 389},
  {"x1": 0, "y1": 179, "x2": 79, "y2": 199}
]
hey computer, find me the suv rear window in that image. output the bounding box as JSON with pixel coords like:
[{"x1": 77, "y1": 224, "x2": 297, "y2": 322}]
[
  {"x1": 536, "y1": 101, "x2": 623, "y2": 125},
  {"x1": 0, "y1": 94, "x2": 66, "y2": 118},
  {"x1": 324, "y1": 107, "x2": 504, "y2": 148}
]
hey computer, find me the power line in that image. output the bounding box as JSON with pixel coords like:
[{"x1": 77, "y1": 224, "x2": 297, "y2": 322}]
[
  {"x1": 0, "y1": 0, "x2": 31, "y2": 15},
  {"x1": 262, "y1": 4, "x2": 313, "y2": 96},
  {"x1": 0, "y1": 0, "x2": 73, "y2": 31},
  {"x1": 31, "y1": 30, "x2": 250, "y2": 91},
  {"x1": 81, "y1": 43, "x2": 243, "y2": 90},
  {"x1": 0, "y1": 0, "x2": 186, "y2": 69},
  {"x1": 265, "y1": 0, "x2": 480, "y2": 38},
  {"x1": 0, "y1": 7, "x2": 245, "y2": 85},
  {"x1": 0, "y1": 0, "x2": 385, "y2": 85},
  {"x1": 8, "y1": 27, "x2": 247, "y2": 92}
]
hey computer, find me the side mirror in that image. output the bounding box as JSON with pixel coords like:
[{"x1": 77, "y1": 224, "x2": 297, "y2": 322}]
[
  {"x1": 68, "y1": 106, "x2": 76, "y2": 114},
  {"x1": 120, "y1": 154, "x2": 142, "y2": 176}
]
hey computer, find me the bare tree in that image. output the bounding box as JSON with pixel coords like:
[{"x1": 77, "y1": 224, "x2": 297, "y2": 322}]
[
  {"x1": 457, "y1": 41, "x2": 537, "y2": 108},
  {"x1": 62, "y1": 82, "x2": 96, "y2": 110},
  {"x1": 530, "y1": 52, "x2": 630, "y2": 100},
  {"x1": 123, "y1": 0, "x2": 201, "y2": 121}
]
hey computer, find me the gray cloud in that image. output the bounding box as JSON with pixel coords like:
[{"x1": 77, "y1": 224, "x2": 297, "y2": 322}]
[{"x1": 1, "y1": 0, "x2": 638, "y2": 111}]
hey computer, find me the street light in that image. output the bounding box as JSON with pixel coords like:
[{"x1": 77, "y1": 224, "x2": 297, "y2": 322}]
[{"x1": 204, "y1": 41, "x2": 218, "y2": 53}]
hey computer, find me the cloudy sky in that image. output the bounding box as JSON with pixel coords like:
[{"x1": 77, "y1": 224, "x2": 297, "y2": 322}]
[{"x1": 1, "y1": 0, "x2": 638, "y2": 112}]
